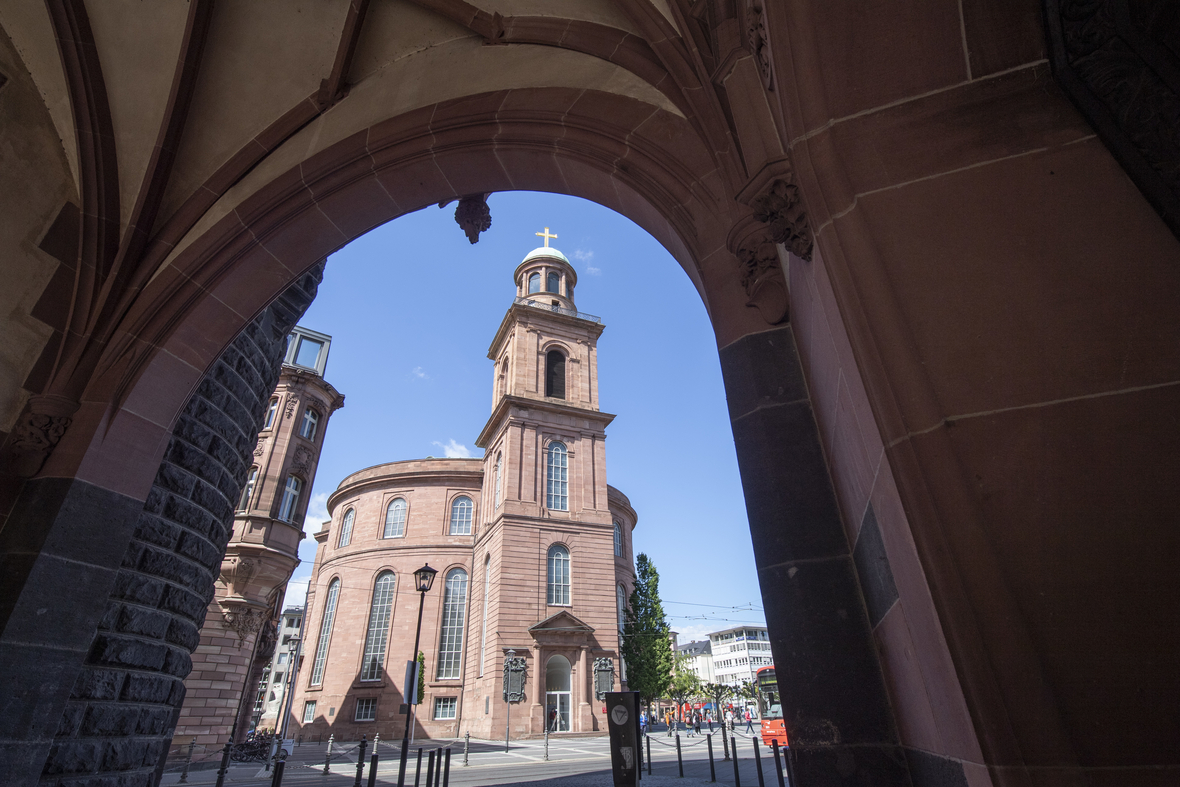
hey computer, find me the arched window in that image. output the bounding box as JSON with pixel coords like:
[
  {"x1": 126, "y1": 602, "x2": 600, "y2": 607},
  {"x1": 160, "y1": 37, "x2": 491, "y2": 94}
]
[
  {"x1": 300, "y1": 408, "x2": 320, "y2": 440},
  {"x1": 449, "y1": 496, "x2": 473, "y2": 535},
  {"x1": 264, "y1": 398, "x2": 279, "y2": 429},
  {"x1": 338, "y1": 508, "x2": 355, "y2": 547},
  {"x1": 479, "y1": 554, "x2": 491, "y2": 677},
  {"x1": 547, "y1": 544, "x2": 570, "y2": 605},
  {"x1": 617, "y1": 583, "x2": 627, "y2": 632},
  {"x1": 238, "y1": 467, "x2": 258, "y2": 511},
  {"x1": 309, "y1": 578, "x2": 340, "y2": 685},
  {"x1": 384, "y1": 498, "x2": 407, "y2": 538},
  {"x1": 360, "y1": 572, "x2": 396, "y2": 681},
  {"x1": 528, "y1": 272, "x2": 540, "y2": 293},
  {"x1": 545, "y1": 350, "x2": 566, "y2": 399},
  {"x1": 546, "y1": 442, "x2": 568, "y2": 511},
  {"x1": 494, "y1": 453, "x2": 502, "y2": 505},
  {"x1": 278, "y1": 476, "x2": 301, "y2": 522},
  {"x1": 614, "y1": 522, "x2": 622, "y2": 557},
  {"x1": 436, "y1": 569, "x2": 469, "y2": 679},
  {"x1": 547, "y1": 271, "x2": 560, "y2": 293}
]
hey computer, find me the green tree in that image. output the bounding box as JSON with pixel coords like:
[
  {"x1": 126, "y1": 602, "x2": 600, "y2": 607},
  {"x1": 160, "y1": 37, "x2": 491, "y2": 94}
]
[
  {"x1": 417, "y1": 651, "x2": 426, "y2": 704},
  {"x1": 667, "y1": 656, "x2": 701, "y2": 731},
  {"x1": 620, "y1": 553, "x2": 674, "y2": 720},
  {"x1": 701, "y1": 682, "x2": 735, "y2": 758}
]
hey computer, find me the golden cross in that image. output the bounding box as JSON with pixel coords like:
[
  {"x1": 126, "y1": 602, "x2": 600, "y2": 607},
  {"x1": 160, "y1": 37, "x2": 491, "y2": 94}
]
[{"x1": 535, "y1": 227, "x2": 558, "y2": 247}]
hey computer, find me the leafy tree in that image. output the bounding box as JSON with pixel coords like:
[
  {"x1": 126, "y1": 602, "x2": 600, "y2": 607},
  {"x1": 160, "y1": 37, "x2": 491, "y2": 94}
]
[
  {"x1": 667, "y1": 656, "x2": 701, "y2": 730},
  {"x1": 701, "y1": 682, "x2": 735, "y2": 758},
  {"x1": 417, "y1": 651, "x2": 426, "y2": 705},
  {"x1": 620, "y1": 553, "x2": 674, "y2": 720}
]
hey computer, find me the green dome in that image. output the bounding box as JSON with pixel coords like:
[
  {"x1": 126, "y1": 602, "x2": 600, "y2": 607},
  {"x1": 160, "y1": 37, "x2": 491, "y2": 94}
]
[{"x1": 522, "y1": 246, "x2": 569, "y2": 264}]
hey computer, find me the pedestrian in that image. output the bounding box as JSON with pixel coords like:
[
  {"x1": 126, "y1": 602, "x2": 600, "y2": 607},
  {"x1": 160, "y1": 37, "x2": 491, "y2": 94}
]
[
  {"x1": 693, "y1": 713, "x2": 702, "y2": 737},
  {"x1": 549, "y1": 707, "x2": 558, "y2": 732},
  {"x1": 744, "y1": 707, "x2": 754, "y2": 734},
  {"x1": 707, "y1": 710, "x2": 713, "y2": 732}
]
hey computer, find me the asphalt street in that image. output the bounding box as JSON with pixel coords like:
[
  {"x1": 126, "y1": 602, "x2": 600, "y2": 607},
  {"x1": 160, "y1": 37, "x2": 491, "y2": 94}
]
[{"x1": 159, "y1": 728, "x2": 790, "y2": 787}]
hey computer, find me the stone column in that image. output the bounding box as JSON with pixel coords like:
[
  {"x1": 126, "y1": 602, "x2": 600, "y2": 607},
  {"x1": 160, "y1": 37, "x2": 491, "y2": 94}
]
[
  {"x1": 530, "y1": 645, "x2": 543, "y2": 734},
  {"x1": 577, "y1": 645, "x2": 592, "y2": 733}
]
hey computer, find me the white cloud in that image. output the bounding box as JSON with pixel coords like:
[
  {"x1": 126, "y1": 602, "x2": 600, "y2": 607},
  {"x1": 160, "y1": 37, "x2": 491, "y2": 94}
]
[
  {"x1": 410, "y1": 366, "x2": 429, "y2": 379},
  {"x1": 586, "y1": 265, "x2": 601, "y2": 275},
  {"x1": 282, "y1": 578, "x2": 310, "y2": 609},
  {"x1": 303, "y1": 491, "x2": 329, "y2": 537},
  {"x1": 432, "y1": 439, "x2": 472, "y2": 458},
  {"x1": 573, "y1": 249, "x2": 594, "y2": 261},
  {"x1": 671, "y1": 622, "x2": 717, "y2": 645}
]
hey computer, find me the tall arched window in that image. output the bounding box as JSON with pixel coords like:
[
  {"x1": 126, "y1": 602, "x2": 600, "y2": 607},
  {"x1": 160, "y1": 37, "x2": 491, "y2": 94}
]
[
  {"x1": 479, "y1": 554, "x2": 490, "y2": 677},
  {"x1": 449, "y1": 496, "x2": 473, "y2": 535},
  {"x1": 384, "y1": 498, "x2": 407, "y2": 538},
  {"x1": 494, "y1": 453, "x2": 502, "y2": 505},
  {"x1": 309, "y1": 578, "x2": 340, "y2": 685},
  {"x1": 547, "y1": 544, "x2": 570, "y2": 605},
  {"x1": 528, "y1": 272, "x2": 540, "y2": 293},
  {"x1": 546, "y1": 442, "x2": 568, "y2": 510},
  {"x1": 545, "y1": 350, "x2": 566, "y2": 399},
  {"x1": 338, "y1": 508, "x2": 355, "y2": 547},
  {"x1": 614, "y1": 522, "x2": 622, "y2": 557},
  {"x1": 436, "y1": 569, "x2": 468, "y2": 679},
  {"x1": 617, "y1": 583, "x2": 627, "y2": 632},
  {"x1": 547, "y1": 271, "x2": 560, "y2": 293},
  {"x1": 360, "y1": 572, "x2": 396, "y2": 681}
]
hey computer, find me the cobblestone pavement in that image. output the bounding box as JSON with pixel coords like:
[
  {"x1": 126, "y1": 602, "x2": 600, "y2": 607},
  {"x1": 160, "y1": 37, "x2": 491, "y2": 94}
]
[{"x1": 159, "y1": 729, "x2": 790, "y2": 787}]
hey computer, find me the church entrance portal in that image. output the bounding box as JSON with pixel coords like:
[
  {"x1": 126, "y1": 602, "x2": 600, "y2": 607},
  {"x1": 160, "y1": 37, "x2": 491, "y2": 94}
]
[{"x1": 545, "y1": 655, "x2": 573, "y2": 733}]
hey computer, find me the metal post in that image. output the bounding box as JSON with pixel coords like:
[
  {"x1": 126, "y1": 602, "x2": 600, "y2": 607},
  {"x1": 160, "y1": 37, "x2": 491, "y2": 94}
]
[
  {"x1": 368, "y1": 752, "x2": 379, "y2": 787},
  {"x1": 214, "y1": 717, "x2": 238, "y2": 787},
  {"x1": 771, "y1": 741, "x2": 785, "y2": 787},
  {"x1": 753, "y1": 738, "x2": 765, "y2": 787},
  {"x1": 399, "y1": 587, "x2": 430, "y2": 787},
  {"x1": 544, "y1": 726, "x2": 549, "y2": 761},
  {"x1": 425, "y1": 749, "x2": 435, "y2": 787},
  {"x1": 731, "y1": 735, "x2": 741, "y2": 787},
  {"x1": 324, "y1": 735, "x2": 334, "y2": 775},
  {"x1": 414, "y1": 748, "x2": 423, "y2": 787},
  {"x1": 783, "y1": 743, "x2": 797, "y2": 787},
  {"x1": 434, "y1": 749, "x2": 442, "y2": 787},
  {"x1": 707, "y1": 734, "x2": 716, "y2": 782},
  {"x1": 676, "y1": 732, "x2": 683, "y2": 778},
  {"x1": 443, "y1": 747, "x2": 451, "y2": 787},
  {"x1": 463, "y1": 732, "x2": 469, "y2": 767},
  {"x1": 271, "y1": 759, "x2": 285, "y2": 787},
  {"x1": 354, "y1": 735, "x2": 367, "y2": 787},
  {"x1": 505, "y1": 696, "x2": 511, "y2": 753},
  {"x1": 646, "y1": 733, "x2": 652, "y2": 775},
  {"x1": 179, "y1": 737, "x2": 195, "y2": 783}
]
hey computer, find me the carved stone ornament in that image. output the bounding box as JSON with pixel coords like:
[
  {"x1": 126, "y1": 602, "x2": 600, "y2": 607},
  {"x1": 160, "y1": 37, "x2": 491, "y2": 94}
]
[
  {"x1": 594, "y1": 657, "x2": 616, "y2": 701},
  {"x1": 284, "y1": 395, "x2": 299, "y2": 419},
  {"x1": 253, "y1": 439, "x2": 266, "y2": 457},
  {"x1": 751, "y1": 179, "x2": 813, "y2": 260},
  {"x1": 291, "y1": 445, "x2": 313, "y2": 475},
  {"x1": 221, "y1": 555, "x2": 258, "y2": 598},
  {"x1": 744, "y1": 0, "x2": 774, "y2": 91},
  {"x1": 454, "y1": 193, "x2": 493, "y2": 244},
  {"x1": 222, "y1": 603, "x2": 269, "y2": 642},
  {"x1": 737, "y1": 235, "x2": 790, "y2": 325},
  {"x1": 5, "y1": 394, "x2": 78, "y2": 477},
  {"x1": 255, "y1": 618, "x2": 279, "y2": 661},
  {"x1": 502, "y1": 652, "x2": 527, "y2": 703},
  {"x1": 1045, "y1": 0, "x2": 1180, "y2": 241}
]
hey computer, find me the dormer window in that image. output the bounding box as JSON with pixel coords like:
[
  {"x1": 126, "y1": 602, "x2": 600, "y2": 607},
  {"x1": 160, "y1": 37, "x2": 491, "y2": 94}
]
[
  {"x1": 528, "y1": 273, "x2": 541, "y2": 294},
  {"x1": 284, "y1": 326, "x2": 332, "y2": 375},
  {"x1": 545, "y1": 350, "x2": 566, "y2": 399},
  {"x1": 547, "y1": 272, "x2": 560, "y2": 294},
  {"x1": 300, "y1": 408, "x2": 319, "y2": 440}
]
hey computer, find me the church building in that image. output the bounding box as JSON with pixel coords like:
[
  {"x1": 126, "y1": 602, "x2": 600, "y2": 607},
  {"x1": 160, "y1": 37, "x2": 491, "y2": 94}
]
[{"x1": 292, "y1": 235, "x2": 638, "y2": 741}]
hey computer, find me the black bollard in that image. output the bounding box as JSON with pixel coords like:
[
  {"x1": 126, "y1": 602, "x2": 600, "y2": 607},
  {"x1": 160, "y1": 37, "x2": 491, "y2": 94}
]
[
  {"x1": 425, "y1": 748, "x2": 435, "y2": 787},
  {"x1": 771, "y1": 742, "x2": 785, "y2": 787},
  {"x1": 368, "y1": 752, "x2": 379, "y2": 787},
  {"x1": 707, "y1": 734, "x2": 716, "y2": 782},
  {"x1": 443, "y1": 748, "x2": 451, "y2": 787},
  {"x1": 434, "y1": 750, "x2": 442, "y2": 787},
  {"x1": 414, "y1": 748, "x2": 423, "y2": 787},
  {"x1": 676, "y1": 733, "x2": 683, "y2": 778},
  {"x1": 646, "y1": 733, "x2": 652, "y2": 775},
  {"x1": 355, "y1": 736, "x2": 368, "y2": 787},
  {"x1": 271, "y1": 759, "x2": 285, "y2": 787},
  {"x1": 731, "y1": 736, "x2": 741, "y2": 787},
  {"x1": 753, "y1": 738, "x2": 765, "y2": 787}
]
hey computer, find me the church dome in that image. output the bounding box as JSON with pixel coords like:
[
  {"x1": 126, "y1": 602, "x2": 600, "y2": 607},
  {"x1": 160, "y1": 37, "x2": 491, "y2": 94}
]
[
  {"x1": 514, "y1": 236, "x2": 578, "y2": 308},
  {"x1": 522, "y1": 246, "x2": 570, "y2": 264}
]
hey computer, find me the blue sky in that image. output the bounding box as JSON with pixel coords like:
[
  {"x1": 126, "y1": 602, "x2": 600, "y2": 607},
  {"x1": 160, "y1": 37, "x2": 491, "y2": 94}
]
[{"x1": 281, "y1": 191, "x2": 765, "y2": 642}]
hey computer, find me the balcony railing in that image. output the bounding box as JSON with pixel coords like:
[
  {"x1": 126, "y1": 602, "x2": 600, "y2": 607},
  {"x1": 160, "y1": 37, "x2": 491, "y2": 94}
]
[{"x1": 514, "y1": 297, "x2": 601, "y2": 323}]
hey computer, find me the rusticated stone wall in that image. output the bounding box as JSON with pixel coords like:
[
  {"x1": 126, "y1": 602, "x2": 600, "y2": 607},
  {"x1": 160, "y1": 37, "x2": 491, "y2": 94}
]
[{"x1": 40, "y1": 264, "x2": 323, "y2": 787}]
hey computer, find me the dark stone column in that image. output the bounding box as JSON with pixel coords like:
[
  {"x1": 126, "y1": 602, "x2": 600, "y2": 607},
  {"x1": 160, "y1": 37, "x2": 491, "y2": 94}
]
[
  {"x1": 0, "y1": 264, "x2": 322, "y2": 787},
  {"x1": 719, "y1": 325, "x2": 911, "y2": 786}
]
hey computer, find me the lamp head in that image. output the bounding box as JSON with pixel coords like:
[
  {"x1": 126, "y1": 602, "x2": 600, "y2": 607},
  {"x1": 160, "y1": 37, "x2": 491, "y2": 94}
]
[{"x1": 414, "y1": 563, "x2": 438, "y2": 592}]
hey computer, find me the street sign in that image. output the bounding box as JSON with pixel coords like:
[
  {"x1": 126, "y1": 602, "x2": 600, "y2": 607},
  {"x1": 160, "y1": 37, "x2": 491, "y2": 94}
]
[{"x1": 605, "y1": 691, "x2": 641, "y2": 787}]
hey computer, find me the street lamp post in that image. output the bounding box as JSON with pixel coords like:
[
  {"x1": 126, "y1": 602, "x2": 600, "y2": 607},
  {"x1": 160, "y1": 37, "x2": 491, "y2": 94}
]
[
  {"x1": 266, "y1": 636, "x2": 301, "y2": 771},
  {"x1": 396, "y1": 564, "x2": 437, "y2": 787}
]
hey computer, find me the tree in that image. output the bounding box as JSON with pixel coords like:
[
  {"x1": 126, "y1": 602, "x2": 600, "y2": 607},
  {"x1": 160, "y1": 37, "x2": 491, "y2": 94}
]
[
  {"x1": 417, "y1": 651, "x2": 426, "y2": 704},
  {"x1": 667, "y1": 656, "x2": 701, "y2": 730},
  {"x1": 701, "y1": 682, "x2": 735, "y2": 758},
  {"x1": 620, "y1": 553, "x2": 674, "y2": 720}
]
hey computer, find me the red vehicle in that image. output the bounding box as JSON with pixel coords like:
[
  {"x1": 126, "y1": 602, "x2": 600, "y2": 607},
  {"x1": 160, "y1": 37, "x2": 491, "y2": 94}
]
[{"x1": 756, "y1": 666, "x2": 788, "y2": 748}]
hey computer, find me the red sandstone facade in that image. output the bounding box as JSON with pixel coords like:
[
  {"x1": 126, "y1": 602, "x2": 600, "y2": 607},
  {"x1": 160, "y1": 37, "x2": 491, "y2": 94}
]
[{"x1": 292, "y1": 246, "x2": 637, "y2": 741}]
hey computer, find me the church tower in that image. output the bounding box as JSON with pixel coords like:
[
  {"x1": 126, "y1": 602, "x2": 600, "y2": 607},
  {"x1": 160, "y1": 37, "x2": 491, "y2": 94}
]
[{"x1": 465, "y1": 231, "x2": 636, "y2": 738}]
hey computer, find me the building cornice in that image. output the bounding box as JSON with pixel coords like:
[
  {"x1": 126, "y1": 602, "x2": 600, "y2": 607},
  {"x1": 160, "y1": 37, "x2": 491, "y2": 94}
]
[
  {"x1": 475, "y1": 395, "x2": 616, "y2": 448},
  {"x1": 485, "y1": 302, "x2": 606, "y2": 360}
]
